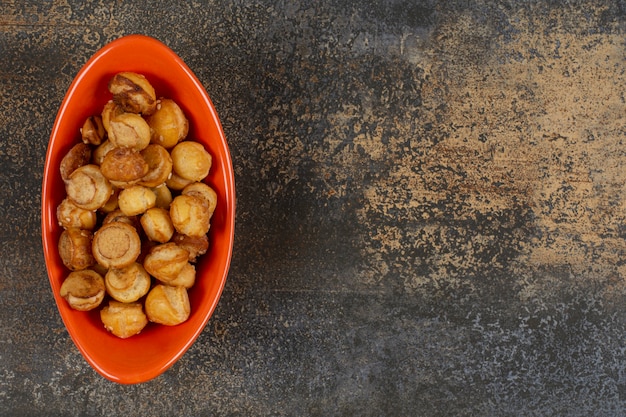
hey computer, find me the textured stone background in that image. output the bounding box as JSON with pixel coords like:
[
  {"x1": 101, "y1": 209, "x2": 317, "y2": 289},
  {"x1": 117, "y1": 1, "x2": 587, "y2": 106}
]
[{"x1": 3, "y1": 0, "x2": 626, "y2": 415}]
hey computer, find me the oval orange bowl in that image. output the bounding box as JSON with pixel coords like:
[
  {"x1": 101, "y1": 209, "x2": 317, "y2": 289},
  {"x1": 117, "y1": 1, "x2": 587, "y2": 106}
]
[{"x1": 41, "y1": 34, "x2": 235, "y2": 384}]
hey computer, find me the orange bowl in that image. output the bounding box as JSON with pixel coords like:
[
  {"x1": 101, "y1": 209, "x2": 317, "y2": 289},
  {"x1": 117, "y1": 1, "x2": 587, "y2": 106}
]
[{"x1": 41, "y1": 34, "x2": 235, "y2": 384}]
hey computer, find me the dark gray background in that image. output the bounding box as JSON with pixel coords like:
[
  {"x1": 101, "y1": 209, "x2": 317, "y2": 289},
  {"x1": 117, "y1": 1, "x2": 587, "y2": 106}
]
[{"x1": 2, "y1": 1, "x2": 626, "y2": 415}]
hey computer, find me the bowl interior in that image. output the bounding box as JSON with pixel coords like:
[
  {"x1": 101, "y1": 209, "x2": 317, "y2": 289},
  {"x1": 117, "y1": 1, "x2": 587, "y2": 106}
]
[{"x1": 41, "y1": 34, "x2": 235, "y2": 384}]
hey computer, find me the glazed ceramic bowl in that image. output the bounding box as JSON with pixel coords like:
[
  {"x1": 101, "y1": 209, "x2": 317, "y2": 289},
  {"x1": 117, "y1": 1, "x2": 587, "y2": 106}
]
[{"x1": 41, "y1": 34, "x2": 235, "y2": 384}]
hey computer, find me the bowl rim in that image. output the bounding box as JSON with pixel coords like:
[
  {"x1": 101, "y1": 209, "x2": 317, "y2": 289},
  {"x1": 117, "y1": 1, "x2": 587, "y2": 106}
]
[{"x1": 41, "y1": 34, "x2": 235, "y2": 384}]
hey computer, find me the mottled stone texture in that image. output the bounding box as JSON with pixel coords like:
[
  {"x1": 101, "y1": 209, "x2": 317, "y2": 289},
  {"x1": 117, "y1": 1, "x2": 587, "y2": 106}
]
[{"x1": 3, "y1": 0, "x2": 626, "y2": 415}]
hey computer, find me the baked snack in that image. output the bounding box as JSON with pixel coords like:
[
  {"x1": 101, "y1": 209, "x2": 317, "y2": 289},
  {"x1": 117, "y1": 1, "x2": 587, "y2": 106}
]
[
  {"x1": 100, "y1": 147, "x2": 149, "y2": 187},
  {"x1": 101, "y1": 101, "x2": 123, "y2": 133},
  {"x1": 107, "y1": 112, "x2": 151, "y2": 151},
  {"x1": 58, "y1": 228, "x2": 95, "y2": 271},
  {"x1": 169, "y1": 194, "x2": 211, "y2": 237},
  {"x1": 60, "y1": 142, "x2": 92, "y2": 181},
  {"x1": 167, "y1": 262, "x2": 196, "y2": 288},
  {"x1": 138, "y1": 144, "x2": 172, "y2": 188},
  {"x1": 143, "y1": 242, "x2": 189, "y2": 284},
  {"x1": 165, "y1": 172, "x2": 193, "y2": 191},
  {"x1": 145, "y1": 284, "x2": 190, "y2": 326},
  {"x1": 81, "y1": 115, "x2": 106, "y2": 146},
  {"x1": 92, "y1": 221, "x2": 141, "y2": 269},
  {"x1": 92, "y1": 139, "x2": 116, "y2": 166},
  {"x1": 65, "y1": 164, "x2": 113, "y2": 211},
  {"x1": 100, "y1": 300, "x2": 148, "y2": 339},
  {"x1": 118, "y1": 185, "x2": 156, "y2": 216},
  {"x1": 182, "y1": 182, "x2": 217, "y2": 217},
  {"x1": 56, "y1": 71, "x2": 218, "y2": 338},
  {"x1": 140, "y1": 207, "x2": 174, "y2": 243},
  {"x1": 152, "y1": 184, "x2": 173, "y2": 209},
  {"x1": 108, "y1": 72, "x2": 157, "y2": 115},
  {"x1": 170, "y1": 141, "x2": 212, "y2": 182},
  {"x1": 56, "y1": 197, "x2": 97, "y2": 230},
  {"x1": 172, "y1": 233, "x2": 208, "y2": 262},
  {"x1": 60, "y1": 269, "x2": 106, "y2": 311},
  {"x1": 146, "y1": 98, "x2": 189, "y2": 149},
  {"x1": 104, "y1": 262, "x2": 151, "y2": 303},
  {"x1": 99, "y1": 187, "x2": 120, "y2": 213},
  {"x1": 102, "y1": 209, "x2": 140, "y2": 229}
]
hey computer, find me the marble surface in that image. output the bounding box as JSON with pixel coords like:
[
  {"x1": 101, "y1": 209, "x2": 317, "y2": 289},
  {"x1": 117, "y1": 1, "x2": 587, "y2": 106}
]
[{"x1": 2, "y1": 1, "x2": 626, "y2": 415}]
